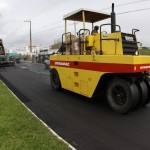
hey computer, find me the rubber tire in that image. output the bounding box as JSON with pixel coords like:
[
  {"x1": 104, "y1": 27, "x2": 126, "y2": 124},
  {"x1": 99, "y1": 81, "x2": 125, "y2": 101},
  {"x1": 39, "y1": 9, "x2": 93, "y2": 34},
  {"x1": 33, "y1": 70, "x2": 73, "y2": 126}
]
[
  {"x1": 45, "y1": 63, "x2": 48, "y2": 69},
  {"x1": 106, "y1": 78, "x2": 139, "y2": 114},
  {"x1": 130, "y1": 83, "x2": 140, "y2": 109},
  {"x1": 50, "y1": 69, "x2": 61, "y2": 91},
  {"x1": 143, "y1": 77, "x2": 150, "y2": 105},
  {"x1": 136, "y1": 80, "x2": 148, "y2": 106}
]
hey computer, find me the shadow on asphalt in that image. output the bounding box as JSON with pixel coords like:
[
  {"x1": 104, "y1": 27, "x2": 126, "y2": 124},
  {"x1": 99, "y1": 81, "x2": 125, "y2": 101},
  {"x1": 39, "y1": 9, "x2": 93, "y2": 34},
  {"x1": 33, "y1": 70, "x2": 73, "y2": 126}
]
[{"x1": 52, "y1": 87, "x2": 111, "y2": 114}]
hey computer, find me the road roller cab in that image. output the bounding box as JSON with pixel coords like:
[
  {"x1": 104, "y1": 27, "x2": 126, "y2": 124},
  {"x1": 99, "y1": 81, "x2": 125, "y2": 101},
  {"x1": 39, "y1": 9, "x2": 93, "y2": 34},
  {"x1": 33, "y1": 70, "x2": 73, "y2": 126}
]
[{"x1": 50, "y1": 3, "x2": 150, "y2": 114}]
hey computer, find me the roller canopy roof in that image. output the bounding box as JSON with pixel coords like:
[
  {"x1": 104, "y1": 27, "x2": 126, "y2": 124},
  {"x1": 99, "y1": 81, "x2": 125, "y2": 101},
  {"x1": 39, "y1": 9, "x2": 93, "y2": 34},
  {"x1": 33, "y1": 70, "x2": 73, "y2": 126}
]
[{"x1": 63, "y1": 8, "x2": 111, "y2": 23}]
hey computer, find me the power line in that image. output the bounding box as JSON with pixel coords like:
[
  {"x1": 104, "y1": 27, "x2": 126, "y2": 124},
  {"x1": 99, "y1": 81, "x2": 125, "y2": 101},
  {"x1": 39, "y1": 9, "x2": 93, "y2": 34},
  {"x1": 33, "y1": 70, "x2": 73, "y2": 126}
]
[
  {"x1": 117, "y1": 7, "x2": 150, "y2": 15},
  {"x1": 34, "y1": 5, "x2": 150, "y2": 35},
  {"x1": 12, "y1": 5, "x2": 150, "y2": 47},
  {"x1": 6, "y1": 0, "x2": 150, "y2": 48},
  {"x1": 30, "y1": 0, "x2": 67, "y2": 19},
  {"x1": 117, "y1": 0, "x2": 150, "y2": 7},
  {"x1": 32, "y1": 0, "x2": 150, "y2": 35},
  {"x1": 5, "y1": 0, "x2": 67, "y2": 39},
  {"x1": 33, "y1": 22, "x2": 80, "y2": 35},
  {"x1": 32, "y1": 0, "x2": 150, "y2": 30},
  {"x1": 100, "y1": 0, "x2": 150, "y2": 10},
  {"x1": 37, "y1": 21, "x2": 63, "y2": 30}
]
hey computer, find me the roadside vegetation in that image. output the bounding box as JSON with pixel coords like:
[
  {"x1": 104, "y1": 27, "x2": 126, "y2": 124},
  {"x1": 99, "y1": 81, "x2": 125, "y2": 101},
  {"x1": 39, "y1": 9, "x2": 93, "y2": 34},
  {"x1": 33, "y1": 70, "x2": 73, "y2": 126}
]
[
  {"x1": 139, "y1": 48, "x2": 150, "y2": 55},
  {"x1": 0, "y1": 80, "x2": 71, "y2": 150}
]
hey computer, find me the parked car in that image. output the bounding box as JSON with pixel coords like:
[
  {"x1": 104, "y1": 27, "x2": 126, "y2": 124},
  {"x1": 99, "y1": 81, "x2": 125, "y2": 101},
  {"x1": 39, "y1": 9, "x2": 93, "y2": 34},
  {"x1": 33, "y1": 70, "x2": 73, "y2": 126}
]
[{"x1": 44, "y1": 59, "x2": 50, "y2": 69}]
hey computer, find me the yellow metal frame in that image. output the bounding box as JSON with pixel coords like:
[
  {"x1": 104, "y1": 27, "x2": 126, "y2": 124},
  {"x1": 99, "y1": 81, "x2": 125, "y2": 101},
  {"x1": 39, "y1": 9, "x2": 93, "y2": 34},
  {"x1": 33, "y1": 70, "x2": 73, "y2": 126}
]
[{"x1": 50, "y1": 8, "x2": 150, "y2": 98}]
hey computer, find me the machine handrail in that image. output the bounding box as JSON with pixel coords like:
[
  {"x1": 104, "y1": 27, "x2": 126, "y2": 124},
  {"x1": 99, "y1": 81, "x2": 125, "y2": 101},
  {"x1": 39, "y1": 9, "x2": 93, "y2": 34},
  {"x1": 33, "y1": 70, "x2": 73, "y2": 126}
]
[
  {"x1": 132, "y1": 29, "x2": 140, "y2": 35},
  {"x1": 62, "y1": 32, "x2": 72, "y2": 55}
]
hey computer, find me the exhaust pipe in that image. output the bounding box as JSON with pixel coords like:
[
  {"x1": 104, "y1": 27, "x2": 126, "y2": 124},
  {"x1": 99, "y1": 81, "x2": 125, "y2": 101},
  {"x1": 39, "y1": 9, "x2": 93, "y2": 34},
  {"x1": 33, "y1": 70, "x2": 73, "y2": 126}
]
[{"x1": 111, "y1": 3, "x2": 116, "y2": 33}]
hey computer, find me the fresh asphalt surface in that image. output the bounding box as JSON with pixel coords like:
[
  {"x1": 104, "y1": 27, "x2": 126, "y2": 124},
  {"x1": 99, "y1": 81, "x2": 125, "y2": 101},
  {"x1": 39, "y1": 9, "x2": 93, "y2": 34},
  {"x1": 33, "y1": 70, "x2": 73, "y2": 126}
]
[{"x1": 1, "y1": 62, "x2": 150, "y2": 150}]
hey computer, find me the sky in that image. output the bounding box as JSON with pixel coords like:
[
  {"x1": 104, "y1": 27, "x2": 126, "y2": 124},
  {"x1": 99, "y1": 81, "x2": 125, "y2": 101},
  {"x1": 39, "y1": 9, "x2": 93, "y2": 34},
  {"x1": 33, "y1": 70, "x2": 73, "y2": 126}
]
[{"x1": 0, "y1": 0, "x2": 150, "y2": 49}]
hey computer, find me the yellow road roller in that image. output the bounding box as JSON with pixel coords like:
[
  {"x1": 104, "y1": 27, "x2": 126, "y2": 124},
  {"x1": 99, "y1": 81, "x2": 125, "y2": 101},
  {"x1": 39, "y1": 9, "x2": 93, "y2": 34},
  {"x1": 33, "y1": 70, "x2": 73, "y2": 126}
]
[{"x1": 50, "y1": 4, "x2": 150, "y2": 113}]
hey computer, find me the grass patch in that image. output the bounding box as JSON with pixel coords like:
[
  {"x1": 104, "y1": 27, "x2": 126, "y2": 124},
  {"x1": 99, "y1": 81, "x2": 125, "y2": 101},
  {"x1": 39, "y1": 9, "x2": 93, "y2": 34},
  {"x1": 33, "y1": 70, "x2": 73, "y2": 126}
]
[
  {"x1": 0, "y1": 80, "x2": 71, "y2": 150},
  {"x1": 139, "y1": 48, "x2": 150, "y2": 55}
]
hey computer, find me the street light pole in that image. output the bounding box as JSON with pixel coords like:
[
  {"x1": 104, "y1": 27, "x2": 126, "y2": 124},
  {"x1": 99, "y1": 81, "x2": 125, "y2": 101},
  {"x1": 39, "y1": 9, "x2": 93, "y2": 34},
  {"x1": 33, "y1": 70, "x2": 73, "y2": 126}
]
[{"x1": 24, "y1": 20, "x2": 32, "y2": 53}]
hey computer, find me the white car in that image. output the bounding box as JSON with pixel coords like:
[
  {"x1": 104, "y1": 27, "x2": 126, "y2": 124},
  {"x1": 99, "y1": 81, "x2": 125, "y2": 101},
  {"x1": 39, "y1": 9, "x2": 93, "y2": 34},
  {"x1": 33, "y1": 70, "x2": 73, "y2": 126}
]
[{"x1": 44, "y1": 59, "x2": 50, "y2": 69}]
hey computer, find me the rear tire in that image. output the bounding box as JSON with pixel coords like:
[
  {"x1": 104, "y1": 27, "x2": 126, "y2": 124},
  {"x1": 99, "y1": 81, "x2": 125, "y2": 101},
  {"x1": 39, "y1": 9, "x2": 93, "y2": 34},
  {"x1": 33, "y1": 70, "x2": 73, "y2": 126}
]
[
  {"x1": 130, "y1": 83, "x2": 140, "y2": 109},
  {"x1": 106, "y1": 77, "x2": 139, "y2": 113},
  {"x1": 50, "y1": 69, "x2": 61, "y2": 90},
  {"x1": 136, "y1": 80, "x2": 148, "y2": 106},
  {"x1": 143, "y1": 77, "x2": 150, "y2": 105},
  {"x1": 45, "y1": 63, "x2": 48, "y2": 69}
]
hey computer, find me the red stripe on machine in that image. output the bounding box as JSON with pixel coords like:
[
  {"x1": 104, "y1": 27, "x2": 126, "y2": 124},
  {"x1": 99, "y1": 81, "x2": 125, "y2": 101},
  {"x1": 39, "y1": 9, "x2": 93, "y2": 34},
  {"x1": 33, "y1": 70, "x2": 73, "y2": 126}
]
[{"x1": 51, "y1": 60, "x2": 150, "y2": 73}]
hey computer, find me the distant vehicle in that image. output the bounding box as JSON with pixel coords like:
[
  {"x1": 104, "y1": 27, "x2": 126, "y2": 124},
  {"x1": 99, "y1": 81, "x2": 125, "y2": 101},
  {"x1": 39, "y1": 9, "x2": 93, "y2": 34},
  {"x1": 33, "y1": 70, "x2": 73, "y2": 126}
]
[
  {"x1": 44, "y1": 59, "x2": 50, "y2": 69},
  {"x1": 0, "y1": 39, "x2": 14, "y2": 66},
  {"x1": 6, "y1": 52, "x2": 20, "y2": 63},
  {"x1": 36, "y1": 48, "x2": 57, "y2": 63}
]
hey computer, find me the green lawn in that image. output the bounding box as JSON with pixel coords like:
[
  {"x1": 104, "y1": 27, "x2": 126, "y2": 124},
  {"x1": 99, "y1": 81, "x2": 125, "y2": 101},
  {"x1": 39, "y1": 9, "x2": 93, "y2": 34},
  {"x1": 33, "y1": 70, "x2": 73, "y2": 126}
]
[
  {"x1": 0, "y1": 80, "x2": 71, "y2": 150},
  {"x1": 139, "y1": 48, "x2": 150, "y2": 55}
]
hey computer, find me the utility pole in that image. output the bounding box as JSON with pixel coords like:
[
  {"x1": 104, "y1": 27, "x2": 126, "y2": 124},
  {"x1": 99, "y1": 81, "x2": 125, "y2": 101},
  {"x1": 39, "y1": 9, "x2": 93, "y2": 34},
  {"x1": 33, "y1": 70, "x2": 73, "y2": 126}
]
[
  {"x1": 24, "y1": 20, "x2": 32, "y2": 53},
  {"x1": 74, "y1": 21, "x2": 76, "y2": 35}
]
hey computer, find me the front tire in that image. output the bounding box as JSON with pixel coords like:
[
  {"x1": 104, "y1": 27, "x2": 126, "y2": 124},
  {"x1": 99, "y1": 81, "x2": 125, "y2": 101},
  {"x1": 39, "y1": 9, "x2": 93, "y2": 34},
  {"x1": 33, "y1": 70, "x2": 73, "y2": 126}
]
[
  {"x1": 106, "y1": 77, "x2": 139, "y2": 113},
  {"x1": 50, "y1": 69, "x2": 61, "y2": 90}
]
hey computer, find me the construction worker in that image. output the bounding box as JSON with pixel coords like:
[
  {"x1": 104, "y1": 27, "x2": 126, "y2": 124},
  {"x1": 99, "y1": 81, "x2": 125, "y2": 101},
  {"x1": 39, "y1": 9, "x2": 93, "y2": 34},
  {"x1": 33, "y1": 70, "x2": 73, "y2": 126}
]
[{"x1": 91, "y1": 25, "x2": 99, "y2": 34}]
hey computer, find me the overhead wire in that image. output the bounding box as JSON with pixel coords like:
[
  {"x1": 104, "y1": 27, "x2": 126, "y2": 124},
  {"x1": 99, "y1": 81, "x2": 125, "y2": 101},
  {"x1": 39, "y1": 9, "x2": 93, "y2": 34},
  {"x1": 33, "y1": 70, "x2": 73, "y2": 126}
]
[
  {"x1": 32, "y1": 22, "x2": 80, "y2": 34},
  {"x1": 24, "y1": 0, "x2": 68, "y2": 35},
  {"x1": 28, "y1": 0, "x2": 150, "y2": 33},
  {"x1": 117, "y1": 7, "x2": 150, "y2": 15},
  {"x1": 7, "y1": 0, "x2": 150, "y2": 48},
  {"x1": 100, "y1": 0, "x2": 150, "y2": 10},
  {"x1": 30, "y1": 0, "x2": 67, "y2": 19},
  {"x1": 33, "y1": 0, "x2": 150, "y2": 34},
  {"x1": 4, "y1": 0, "x2": 68, "y2": 47},
  {"x1": 5, "y1": 0, "x2": 67, "y2": 36}
]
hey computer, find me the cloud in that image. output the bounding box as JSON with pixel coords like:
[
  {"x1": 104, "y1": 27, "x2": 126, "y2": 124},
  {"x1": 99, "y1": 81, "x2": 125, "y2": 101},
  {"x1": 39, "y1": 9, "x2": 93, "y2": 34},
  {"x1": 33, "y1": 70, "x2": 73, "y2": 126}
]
[{"x1": 0, "y1": 0, "x2": 150, "y2": 49}]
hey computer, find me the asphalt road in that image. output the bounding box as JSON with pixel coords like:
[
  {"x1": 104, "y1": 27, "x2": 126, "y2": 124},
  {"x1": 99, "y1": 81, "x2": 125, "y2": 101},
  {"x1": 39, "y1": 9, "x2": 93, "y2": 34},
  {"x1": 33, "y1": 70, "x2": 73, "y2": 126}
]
[{"x1": 1, "y1": 62, "x2": 150, "y2": 150}]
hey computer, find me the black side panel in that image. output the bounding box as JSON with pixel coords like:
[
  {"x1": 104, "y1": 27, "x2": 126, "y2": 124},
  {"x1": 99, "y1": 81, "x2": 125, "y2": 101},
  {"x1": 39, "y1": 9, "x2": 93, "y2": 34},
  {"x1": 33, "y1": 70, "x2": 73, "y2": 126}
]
[{"x1": 121, "y1": 33, "x2": 138, "y2": 55}]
